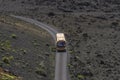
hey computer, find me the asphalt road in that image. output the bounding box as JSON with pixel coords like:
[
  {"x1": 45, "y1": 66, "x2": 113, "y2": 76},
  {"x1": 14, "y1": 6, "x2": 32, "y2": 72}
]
[{"x1": 11, "y1": 15, "x2": 68, "y2": 80}]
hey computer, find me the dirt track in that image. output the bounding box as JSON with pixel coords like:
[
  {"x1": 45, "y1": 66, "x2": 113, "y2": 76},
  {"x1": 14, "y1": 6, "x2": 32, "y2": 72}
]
[
  {"x1": 1, "y1": 0, "x2": 120, "y2": 80},
  {"x1": 11, "y1": 15, "x2": 69, "y2": 80}
]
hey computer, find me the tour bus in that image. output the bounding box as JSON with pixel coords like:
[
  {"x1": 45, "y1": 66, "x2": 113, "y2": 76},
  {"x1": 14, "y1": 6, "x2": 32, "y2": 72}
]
[{"x1": 56, "y1": 33, "x2": 66, "y2": 52}]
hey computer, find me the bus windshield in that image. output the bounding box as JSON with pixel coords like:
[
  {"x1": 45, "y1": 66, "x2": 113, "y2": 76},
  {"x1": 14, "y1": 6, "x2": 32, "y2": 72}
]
[{"x1": 57, "y1": 41, "x2": 66, "y2": 47}]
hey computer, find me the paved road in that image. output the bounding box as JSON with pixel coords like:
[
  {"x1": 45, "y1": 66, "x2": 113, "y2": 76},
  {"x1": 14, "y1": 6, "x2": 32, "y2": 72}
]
[{"x1": 11, "y1": 15, "x2": 68, "y2": 80}]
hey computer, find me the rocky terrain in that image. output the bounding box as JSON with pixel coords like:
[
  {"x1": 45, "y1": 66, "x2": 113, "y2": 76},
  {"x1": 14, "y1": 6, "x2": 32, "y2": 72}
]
[
  {"x1": 0, "y1": 0, "x2": 120, "y2": 80},
  {"x1": 35, "y1": 13, "x2": 120, "y2": 80},
  {"x1": 1, "y1": 0, "x2": 120, "y2": 14},
  {"x1": 0, "y1": 15, "x2": 54, "y2": 80},
  {"x1": 0, "y1": 67, "x2": 21, "y2": 80}
]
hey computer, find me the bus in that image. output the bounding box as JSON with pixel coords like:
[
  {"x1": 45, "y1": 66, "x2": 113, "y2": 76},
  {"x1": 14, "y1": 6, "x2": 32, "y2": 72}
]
[{"x1": 56, "y1": 33, "x2": 66, "y2": 52}]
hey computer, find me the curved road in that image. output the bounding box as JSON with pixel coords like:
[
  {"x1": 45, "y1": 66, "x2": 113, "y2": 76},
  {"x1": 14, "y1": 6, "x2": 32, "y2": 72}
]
[{"x1": 11, "y1": 15, "x2": 68, "y2": 80}]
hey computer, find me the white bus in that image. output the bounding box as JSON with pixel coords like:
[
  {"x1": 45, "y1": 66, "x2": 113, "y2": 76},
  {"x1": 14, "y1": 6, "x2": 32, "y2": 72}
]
[{"x1": 56, "y1": 33, "x2": 66, "y2": 52}]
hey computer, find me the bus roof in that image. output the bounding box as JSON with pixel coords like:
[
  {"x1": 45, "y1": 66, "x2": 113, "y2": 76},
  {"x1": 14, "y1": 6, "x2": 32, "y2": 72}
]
[{"x1": 56, "y1": 33, "x2": 66, "y2": 41}]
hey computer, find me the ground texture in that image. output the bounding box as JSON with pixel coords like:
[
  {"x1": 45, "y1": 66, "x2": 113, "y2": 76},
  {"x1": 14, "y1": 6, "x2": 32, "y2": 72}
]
[
  {"x1": 35, "y1": 13, "x2": 120, "y2": 80},
  {"x1": 0, "y1": 16, "x2": 54, "y2": 80},
  {"x1": 0, "y1": 0, "x2": 120, "y2": 80}
]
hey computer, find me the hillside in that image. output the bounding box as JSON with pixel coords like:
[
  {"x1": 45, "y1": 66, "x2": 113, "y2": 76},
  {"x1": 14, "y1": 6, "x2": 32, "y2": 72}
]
[
  {"x1": 0, "y1": 0, "x2": 120, "y2": 80},
  {"x1": 0, "y1": 68, "x2": 21, "y2": 80},
  {"x1": 0, "y1": 15, "x2": 54, "y2": 80},
  {"x1": 0, "y1": 0, "x2": 120, "y2": 14},
  {"x1": 36, "y1": 13, "x2": 120, "y2": 80}
]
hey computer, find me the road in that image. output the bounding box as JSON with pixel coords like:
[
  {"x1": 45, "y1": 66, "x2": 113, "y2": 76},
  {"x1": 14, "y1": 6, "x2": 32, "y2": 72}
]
[{"x1": 11, "y1": 15, "x2": 68, "y2": 80}]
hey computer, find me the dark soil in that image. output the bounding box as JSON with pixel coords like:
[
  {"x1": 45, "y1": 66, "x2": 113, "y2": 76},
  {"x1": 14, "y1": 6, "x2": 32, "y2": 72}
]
[
  {"x1": 38, "y1": 14, "x2": 120, "y2": 80},
  {"x1": 1, "y1": 0, "x2": 120, "y2": 80},
  {"x1": 0, "y1": 22, "x2": 54, "y2": 80},
  {"x1": 0, "y1": 0, "x2": 120, "y2": 14}
]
